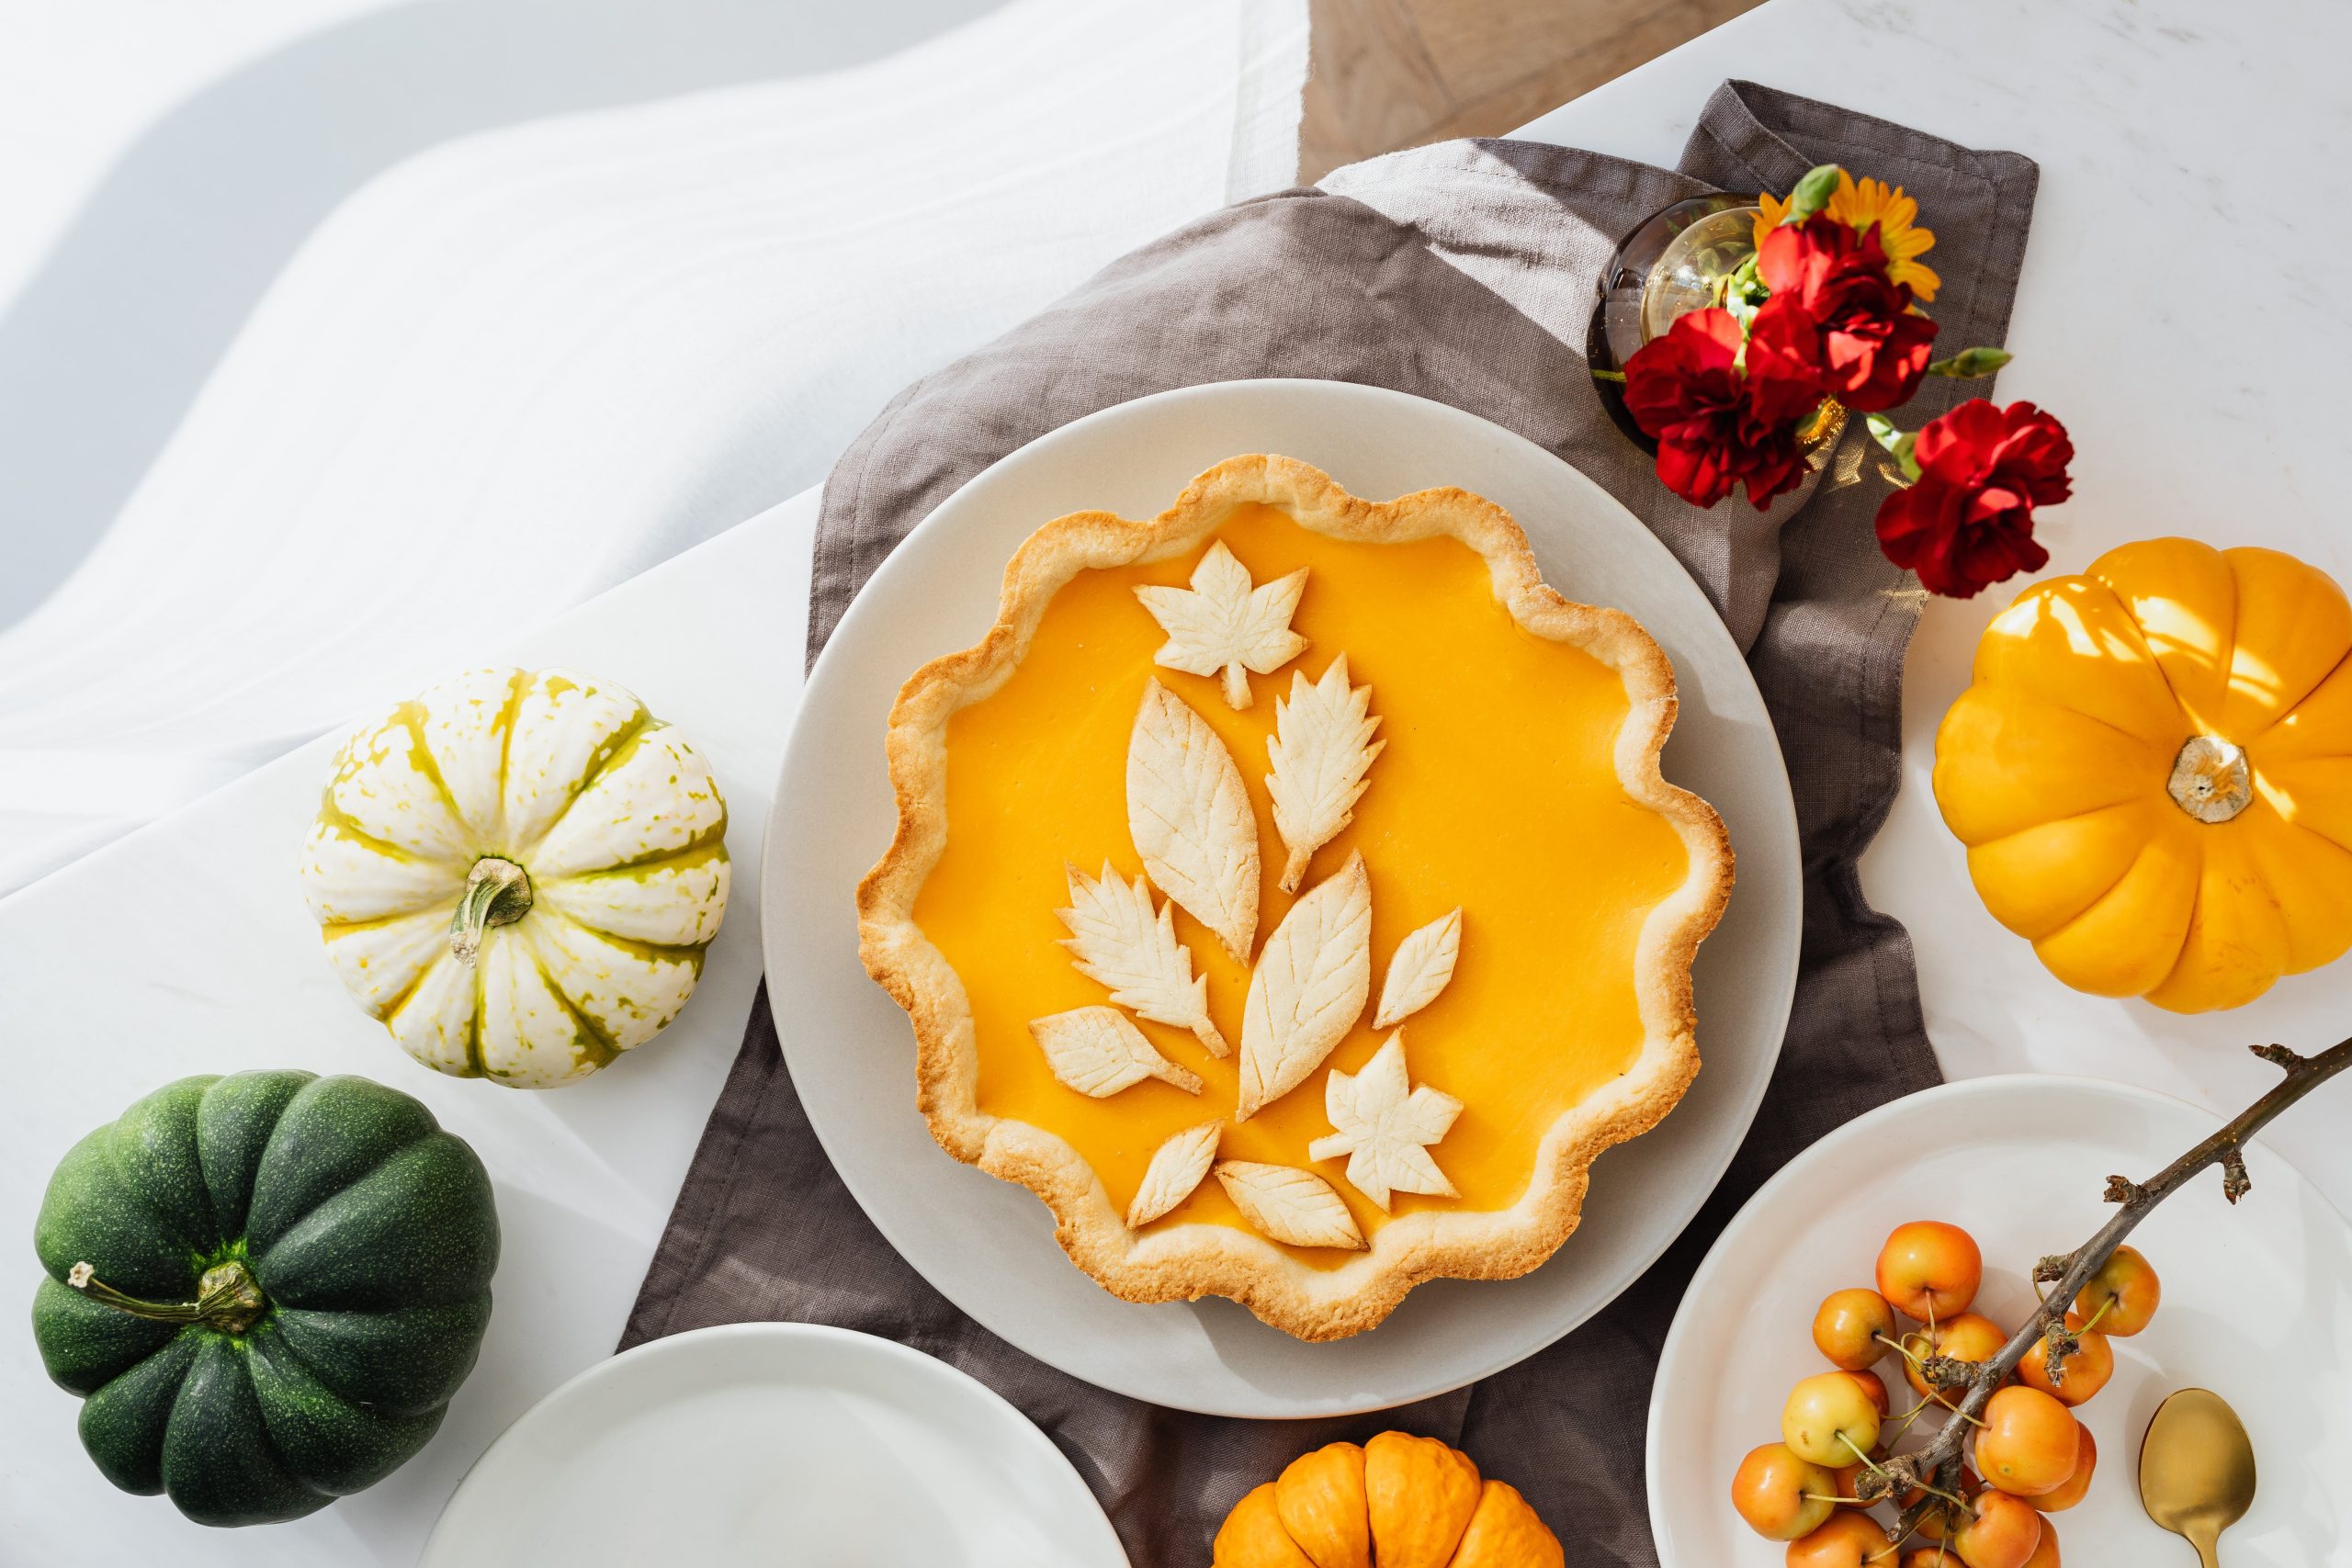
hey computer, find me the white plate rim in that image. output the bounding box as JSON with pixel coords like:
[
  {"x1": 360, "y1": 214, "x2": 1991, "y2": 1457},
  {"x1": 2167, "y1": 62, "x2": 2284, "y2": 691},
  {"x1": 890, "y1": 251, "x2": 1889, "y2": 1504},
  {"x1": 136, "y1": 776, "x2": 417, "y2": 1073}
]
[
  {"x1": 763, "y1": 377, "x2": 1802, "y2": 1416},
  {"x1": 1643, "y1": 1070, "x2": 2352, "y2": 1563},
  {"x1": 421, "y1": 1320, "x2": 1128, "y2": 1567}
]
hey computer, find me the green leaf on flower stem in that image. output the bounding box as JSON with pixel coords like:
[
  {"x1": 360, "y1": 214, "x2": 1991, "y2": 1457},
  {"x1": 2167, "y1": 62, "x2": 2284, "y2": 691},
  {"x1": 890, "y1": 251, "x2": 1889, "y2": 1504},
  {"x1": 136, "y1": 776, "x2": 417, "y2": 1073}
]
[
  {"x1": 1928, "y1": 346, "x2": 2014, "y2": 378},
  {"x1": 1713, "y1": 254, "x2": 1769, "y2": 329},
  {"x1": 1786, "y1": 164, "x2": 1843, "y2": 223},
  {"x1": 1865, "y1": 413, "x2": 1923, "y2": 485}
]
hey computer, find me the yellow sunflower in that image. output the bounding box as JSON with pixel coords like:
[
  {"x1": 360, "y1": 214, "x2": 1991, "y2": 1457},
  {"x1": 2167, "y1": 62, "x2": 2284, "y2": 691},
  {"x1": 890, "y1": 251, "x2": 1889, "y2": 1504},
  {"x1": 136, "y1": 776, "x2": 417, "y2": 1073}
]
[{"x1": 1753, "y1": 171, "x2": 1940, "y2": 301}]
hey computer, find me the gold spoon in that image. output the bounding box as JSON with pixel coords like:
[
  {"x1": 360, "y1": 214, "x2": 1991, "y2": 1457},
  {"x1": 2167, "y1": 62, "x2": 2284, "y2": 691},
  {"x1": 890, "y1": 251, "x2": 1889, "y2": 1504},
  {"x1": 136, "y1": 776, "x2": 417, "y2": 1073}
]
[{"x1": 2140, "y1": 1388, "x2": 2256, "y2": 1567}]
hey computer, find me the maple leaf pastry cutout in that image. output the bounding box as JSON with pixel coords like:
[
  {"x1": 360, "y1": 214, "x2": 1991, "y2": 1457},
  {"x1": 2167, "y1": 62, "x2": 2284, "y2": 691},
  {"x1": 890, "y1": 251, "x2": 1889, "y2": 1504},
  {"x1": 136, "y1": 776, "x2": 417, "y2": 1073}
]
[
  {"x1": 1307, "y1": 1032, "x2": 1461, "y2": 1211},
  {"x1": 1134, "y1": 540, "x2": 1308, "y2": 710}
]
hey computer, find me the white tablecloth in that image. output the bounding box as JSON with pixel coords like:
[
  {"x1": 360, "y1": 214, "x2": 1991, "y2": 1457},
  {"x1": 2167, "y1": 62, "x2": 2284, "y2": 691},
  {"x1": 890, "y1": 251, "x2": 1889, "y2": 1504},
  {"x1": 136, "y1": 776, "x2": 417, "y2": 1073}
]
[{"x1": 0, "y1": 0, "x2": 1306, "y2": 894}]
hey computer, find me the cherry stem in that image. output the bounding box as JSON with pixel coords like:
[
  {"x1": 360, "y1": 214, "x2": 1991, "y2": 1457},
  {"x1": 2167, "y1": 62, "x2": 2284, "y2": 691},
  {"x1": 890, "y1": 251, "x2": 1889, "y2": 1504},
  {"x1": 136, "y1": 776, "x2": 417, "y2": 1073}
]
[
  {"x1": 1887, "y1": 1400, "x2": 1932, "y2": 1443},
  {"x1": 2075, "y1": 1294, "x2": 2113, "y2": 1335},
  {"x1": 1838, "y1": 1432, "x2": 1889, "y2": 1473}
]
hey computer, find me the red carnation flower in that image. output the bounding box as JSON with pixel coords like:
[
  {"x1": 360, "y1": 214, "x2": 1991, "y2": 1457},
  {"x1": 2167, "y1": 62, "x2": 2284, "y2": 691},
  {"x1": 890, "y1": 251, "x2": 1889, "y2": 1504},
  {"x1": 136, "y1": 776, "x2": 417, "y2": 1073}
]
[
  {"x1": 1874, "y1": 400, "x2": 2073, "y2": 597},
  {"x1": 1758, "y1": 214, "x2": 1938, "y2": 413},
  {"x1": 1623, "y1": 304, "x2": 1826, "y2": 511}
]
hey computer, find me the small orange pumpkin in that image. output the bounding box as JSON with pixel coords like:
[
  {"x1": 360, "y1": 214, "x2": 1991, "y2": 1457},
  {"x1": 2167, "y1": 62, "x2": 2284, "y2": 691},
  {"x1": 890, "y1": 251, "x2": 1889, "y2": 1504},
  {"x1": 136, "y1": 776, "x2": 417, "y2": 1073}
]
[
  {"x1": 1935, "y1": 537, "x2": 2352, "y2": 1011},
  {"x1": 1213, "y1": 1432, "x2": 1563, "y2": 1568}
]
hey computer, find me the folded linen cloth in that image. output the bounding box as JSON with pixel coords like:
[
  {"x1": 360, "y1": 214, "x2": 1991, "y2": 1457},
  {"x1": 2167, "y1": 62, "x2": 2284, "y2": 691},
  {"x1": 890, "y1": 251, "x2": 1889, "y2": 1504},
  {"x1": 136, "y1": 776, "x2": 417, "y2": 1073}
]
[{"x1": 624, "y1": 81, "x2": 2036, "y2": 1566}]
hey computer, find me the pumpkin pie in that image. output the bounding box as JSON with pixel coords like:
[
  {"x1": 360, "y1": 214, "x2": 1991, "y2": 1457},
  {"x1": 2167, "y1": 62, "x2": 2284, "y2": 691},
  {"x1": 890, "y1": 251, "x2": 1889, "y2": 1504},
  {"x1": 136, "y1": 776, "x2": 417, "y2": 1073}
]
[{"x1": 857, "y1": 455, "x2": 1731, "y2": 1340}]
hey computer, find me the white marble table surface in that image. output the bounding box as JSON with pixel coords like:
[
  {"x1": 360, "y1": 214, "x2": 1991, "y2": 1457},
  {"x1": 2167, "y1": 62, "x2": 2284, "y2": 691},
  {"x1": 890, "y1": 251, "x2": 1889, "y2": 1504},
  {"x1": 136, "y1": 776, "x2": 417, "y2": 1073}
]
[{"x1": 6, "y1": 0, "x2": 2347, "y2": 1561}]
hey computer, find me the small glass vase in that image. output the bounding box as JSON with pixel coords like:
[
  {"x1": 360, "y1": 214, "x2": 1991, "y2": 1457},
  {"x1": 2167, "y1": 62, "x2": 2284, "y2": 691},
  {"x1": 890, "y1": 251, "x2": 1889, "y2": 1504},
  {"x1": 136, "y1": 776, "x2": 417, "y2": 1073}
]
[{"x1": 1588, "y1": 195, "x2": 1845, "y2": 457}]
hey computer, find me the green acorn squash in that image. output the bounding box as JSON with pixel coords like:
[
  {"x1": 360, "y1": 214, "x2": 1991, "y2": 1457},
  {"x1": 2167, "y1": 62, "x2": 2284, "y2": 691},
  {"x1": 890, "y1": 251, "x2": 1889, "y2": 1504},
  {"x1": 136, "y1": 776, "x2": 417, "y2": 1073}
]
[{"x1": 30, "y1": 1070, "x2": 499, "y2": 1527}]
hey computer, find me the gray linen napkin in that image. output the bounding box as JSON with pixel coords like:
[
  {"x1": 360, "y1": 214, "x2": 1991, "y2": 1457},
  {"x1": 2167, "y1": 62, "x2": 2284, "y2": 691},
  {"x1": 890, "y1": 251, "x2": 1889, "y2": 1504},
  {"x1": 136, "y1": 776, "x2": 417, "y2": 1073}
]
[{"x1": 623, "y1": 81, "x2": 2036, "y2": 1566}]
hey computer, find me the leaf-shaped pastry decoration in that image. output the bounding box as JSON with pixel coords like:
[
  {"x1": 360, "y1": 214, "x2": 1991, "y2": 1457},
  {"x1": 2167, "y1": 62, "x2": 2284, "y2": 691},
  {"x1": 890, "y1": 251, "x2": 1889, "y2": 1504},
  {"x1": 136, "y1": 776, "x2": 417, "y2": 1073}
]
[
  {"x1": 1127, "y1": 1122, "x2": 1222, "y2": 1227},
  {"x1": 1030, "y1": 1007, "x2": 1204, "y2": 1097},
  {"x1": 1236, "y1": 852, "x2": 1372, "y2": 1121},
  {"x1": 1056, "y1": 863, "x2": 1228, "y2": 1056},
  {"x1": 1267, "y1": 654, "x2": 1385, "y2": 893},
  {"x1": 1135, "y1": 540, "x2": 1309, "y2": 710},
  {"x1": 1372, "y1": 908, "x2": 1462, "y2": 1029},
  {"x1": 1215, "y1": 1160, "x2": 1365, "y2": 1250},
  {"x1": 1307, "y1": 1032, "x2": 1461, "y2": 1211},
  {"x1": 1126, "y1": 680, "x2": 1260, "y2": 963}
]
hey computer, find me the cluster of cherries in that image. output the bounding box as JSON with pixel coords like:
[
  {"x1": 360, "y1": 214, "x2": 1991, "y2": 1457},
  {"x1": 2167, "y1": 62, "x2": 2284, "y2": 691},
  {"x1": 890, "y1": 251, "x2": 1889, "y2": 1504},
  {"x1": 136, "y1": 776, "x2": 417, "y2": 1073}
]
[{"x1": 1729, "y1": 1220, "x2": 2162, "y2": 1566}]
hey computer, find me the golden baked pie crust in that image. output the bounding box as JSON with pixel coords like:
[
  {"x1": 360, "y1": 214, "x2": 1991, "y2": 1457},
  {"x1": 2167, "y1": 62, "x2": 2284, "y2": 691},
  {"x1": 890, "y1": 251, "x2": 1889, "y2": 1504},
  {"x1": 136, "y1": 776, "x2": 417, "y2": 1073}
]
[{"x1": 856, "y1": 455, "x2": 1733, "y2": 1341}]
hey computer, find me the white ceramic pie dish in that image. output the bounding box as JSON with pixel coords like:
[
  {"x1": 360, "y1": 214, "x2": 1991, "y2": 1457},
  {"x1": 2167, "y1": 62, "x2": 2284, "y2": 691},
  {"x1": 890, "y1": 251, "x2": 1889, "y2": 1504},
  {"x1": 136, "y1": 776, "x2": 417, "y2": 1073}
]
[{"x1": 763, "y1": 378, "x2": 1802, "y2": 1416}]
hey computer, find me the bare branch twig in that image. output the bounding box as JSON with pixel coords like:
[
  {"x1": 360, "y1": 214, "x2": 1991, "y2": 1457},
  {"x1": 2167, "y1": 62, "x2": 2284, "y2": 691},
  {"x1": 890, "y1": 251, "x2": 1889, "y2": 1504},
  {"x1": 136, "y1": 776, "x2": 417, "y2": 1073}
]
[{"x1": 1879, "y1": 1037, "x2": 2352, "y2": 1540}]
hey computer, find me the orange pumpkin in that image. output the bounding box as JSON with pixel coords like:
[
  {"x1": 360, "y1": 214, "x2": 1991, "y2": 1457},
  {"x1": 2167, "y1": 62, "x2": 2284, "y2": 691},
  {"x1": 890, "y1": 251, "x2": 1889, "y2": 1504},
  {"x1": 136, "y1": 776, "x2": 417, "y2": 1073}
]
[
  {"x1": 1935, "y1": 537, "x2": 2352, "y2": 1011},
  {"x1": 1213, "y1": 1432, "x2": 1562, "y2": 1568}
]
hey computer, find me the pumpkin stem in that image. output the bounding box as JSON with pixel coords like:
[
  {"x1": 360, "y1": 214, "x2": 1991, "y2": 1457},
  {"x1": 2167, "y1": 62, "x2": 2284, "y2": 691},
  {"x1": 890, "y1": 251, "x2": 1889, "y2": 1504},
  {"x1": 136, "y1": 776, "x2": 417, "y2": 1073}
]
[
  {"x1": 65, "y1": 1258, "x2": 268, "y2": 1335},
  {"x1": 450, "y1": 856, "x2": 534, "y2": 964},
  {"x1": 2167, "y1": 735, "x2": 2251, "y2": 823}
]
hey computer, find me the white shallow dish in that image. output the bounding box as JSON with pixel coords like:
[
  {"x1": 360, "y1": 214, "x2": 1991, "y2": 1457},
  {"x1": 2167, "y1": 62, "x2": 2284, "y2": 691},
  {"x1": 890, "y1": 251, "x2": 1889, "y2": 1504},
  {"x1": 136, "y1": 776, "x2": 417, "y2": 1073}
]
[
  {"x1": 422, "y1": 1323, "x2": 1125, "y2": 1568},
  {"x1": 1648, "y1": 1074, "x2": 2352, "y2": 1566},
  {"x1": 763, "y1": 378, "x2": 1802, "y2": 1416}
]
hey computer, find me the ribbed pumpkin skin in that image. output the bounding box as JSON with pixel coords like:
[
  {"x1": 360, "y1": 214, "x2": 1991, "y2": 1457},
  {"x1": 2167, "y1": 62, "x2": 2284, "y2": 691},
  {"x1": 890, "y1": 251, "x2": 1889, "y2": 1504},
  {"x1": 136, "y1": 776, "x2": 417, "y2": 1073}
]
[
  {"x1": 300, "y1": 666, "x2": 730, "y2": 1089},
  {"x1": 1275, "y1": 1442, "x2": 1371, "y2": 1567},
  {"x1": 1213, "y1": 1434, "x2": 1560, "y2": 1568},
  {"x1": 1934, "y1": 538, "x2": 2352, "y2": 1011},
  {"x1": 1450, "y1": 1481, "x2": 1565, "y2": 1568},
  {"x1": 1365, "y1": 1431, "x2": 1482, "y2": 1568},
  {"x1": 1215, "y1": 1483, "x2": 1317, "y2": 1568},
  {"x1": 30, "y1": 1071, "x2": 498, "y2": 1526}
]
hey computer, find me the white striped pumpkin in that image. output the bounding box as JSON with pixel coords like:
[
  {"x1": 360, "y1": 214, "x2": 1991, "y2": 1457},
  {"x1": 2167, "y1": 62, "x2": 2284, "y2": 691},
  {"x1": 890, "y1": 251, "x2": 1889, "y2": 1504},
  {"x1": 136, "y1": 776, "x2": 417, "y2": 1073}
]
[{"x1": 300, "y1": 667, "x2": 729, "y2": 1089}]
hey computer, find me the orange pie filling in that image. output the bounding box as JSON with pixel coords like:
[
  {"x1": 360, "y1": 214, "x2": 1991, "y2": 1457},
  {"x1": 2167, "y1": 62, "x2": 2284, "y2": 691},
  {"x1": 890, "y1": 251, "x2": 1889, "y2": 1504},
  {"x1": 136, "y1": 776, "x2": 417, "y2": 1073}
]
[{"x1": 910, "y1": 502, "x2": 1693, "y2": 1253}]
